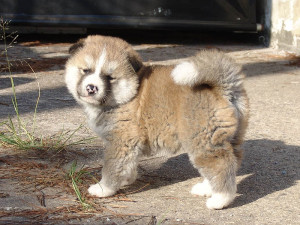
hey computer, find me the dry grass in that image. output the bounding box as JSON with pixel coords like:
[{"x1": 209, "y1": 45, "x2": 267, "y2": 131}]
[
  {"x1": 0, "y1": 148, "x2": 154, "y2": 223},
  {"x1": 0, "y1": 151, "x2": 104, "y2": 222}
]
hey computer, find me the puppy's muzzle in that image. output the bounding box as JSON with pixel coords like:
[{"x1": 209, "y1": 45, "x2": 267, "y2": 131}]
[{"x1": 86, "y1": 84, "x2": 98, "y2": 96}]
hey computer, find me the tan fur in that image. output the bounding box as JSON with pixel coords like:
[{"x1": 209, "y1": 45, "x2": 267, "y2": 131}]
[{"x1": 65, "y1": 35, "x2": 249, "y2": 209}]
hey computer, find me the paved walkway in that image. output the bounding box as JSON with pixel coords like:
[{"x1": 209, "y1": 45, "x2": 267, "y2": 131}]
[{"x1": 0, "y1": 33, "x2": 299, "y2": 224}]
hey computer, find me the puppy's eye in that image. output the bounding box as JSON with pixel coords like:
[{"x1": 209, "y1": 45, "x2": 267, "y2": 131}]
[
  {"x1": 80, "y1": 68, "x2": 92, "y2": 74},
  {"x1": 106, "y1": 75, "x2": 116, "y2": 82}
]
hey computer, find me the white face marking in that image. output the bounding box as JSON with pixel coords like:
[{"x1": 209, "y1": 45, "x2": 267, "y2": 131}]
[
  {"x1": 81, "y1": 72, "x2": 105, "y2": 98},
  {"x1": 113, "y1": 78, "x2": 137, "y2": 104},
  {"x1": 95, "y1": 48, "x2": 107, "y2": 76},
  {"x1": 65, "y1": 65, "x2": 80, "y2": 99},
  {"x1": 79, "y1": 48, "x2": 107, "y2": 100}
]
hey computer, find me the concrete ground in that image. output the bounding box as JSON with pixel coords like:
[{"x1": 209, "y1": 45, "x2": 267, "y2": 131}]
[{"x1": 0, "y1": 32, "x2": 299, "y2": 225}]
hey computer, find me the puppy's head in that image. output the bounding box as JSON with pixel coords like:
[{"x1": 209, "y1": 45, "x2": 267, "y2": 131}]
[{"x1": 65, "y1": 35, "x2": 143, "y2": 107}]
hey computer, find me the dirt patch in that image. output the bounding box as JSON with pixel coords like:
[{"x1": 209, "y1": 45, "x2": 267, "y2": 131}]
[
  {"x1": 0, "y1": 57, "x2": 67, "y2": 73},
  {"x1": 288, "y1": 57, "x2": 300, "y2": 66},
  {"x1": 266, "y1": 53, "x2": 300, "y2": 67}
]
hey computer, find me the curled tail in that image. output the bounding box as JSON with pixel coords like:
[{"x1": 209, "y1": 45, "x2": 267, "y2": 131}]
[
  {"x1": 171, "y1": 49, "x2": 249, "y2": 124},
  {"x1": 171, "y1": 50, "x2": 244, "y2": 98}
]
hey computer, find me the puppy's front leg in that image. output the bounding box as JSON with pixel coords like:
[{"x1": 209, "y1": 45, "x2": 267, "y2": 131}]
[
  {"x1": 88, "y1": 145, "x2": 138, "y2": 198},
  {"x1": 88, "y1": 177, "x2": 116, "y2": 198}
]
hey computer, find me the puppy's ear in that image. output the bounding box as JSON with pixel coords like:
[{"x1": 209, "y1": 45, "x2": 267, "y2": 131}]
[
  {"x1": 69, "y1": 38, "x2": 85, "y2": 55},
  {"x1": 126, "y1": 47, "x2": 143, "y2": 72}
]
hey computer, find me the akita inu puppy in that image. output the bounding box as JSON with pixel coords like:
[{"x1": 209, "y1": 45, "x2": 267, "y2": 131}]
[{"x1": 65, "y1": 35, "x2": 249, "y2": 209}]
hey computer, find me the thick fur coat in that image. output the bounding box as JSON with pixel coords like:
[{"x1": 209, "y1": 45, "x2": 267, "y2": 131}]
[{"x1": 65, "y1": 35, "x2": 249, "y2": 209}]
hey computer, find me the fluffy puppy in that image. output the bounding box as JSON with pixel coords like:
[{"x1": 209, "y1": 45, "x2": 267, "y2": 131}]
[{"x1": 65, "y1": 35, "x2": 249, "y2": 209}]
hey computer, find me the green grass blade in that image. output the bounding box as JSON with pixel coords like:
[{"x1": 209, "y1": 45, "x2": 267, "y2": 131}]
[{"x1": 68, "y1": 161, "x2": 92, "y2": 209}]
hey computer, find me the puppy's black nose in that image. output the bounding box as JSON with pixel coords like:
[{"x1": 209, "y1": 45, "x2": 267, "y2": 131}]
[{"x1": 86, "y1": 84, "x2": 98, "y2": 95}]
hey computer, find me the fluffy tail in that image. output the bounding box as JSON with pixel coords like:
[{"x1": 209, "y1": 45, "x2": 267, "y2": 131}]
[
  {"x1": 171, "y1": 50, "x2": 249, "y2": 136},
  {"x1": 171, "y1": 50, "x2": 244, "y2": 98}
]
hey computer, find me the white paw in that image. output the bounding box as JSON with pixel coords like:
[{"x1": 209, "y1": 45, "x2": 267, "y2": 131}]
[
  {"x1": 206, "y1": 193, "x2": 235, "y2": 210},
  {"x1": 88, "y1": 182, "x2": 116, "y2": 198},
  {"x1": 191, "y1": 179, "x2": 212, "y2": 197}
]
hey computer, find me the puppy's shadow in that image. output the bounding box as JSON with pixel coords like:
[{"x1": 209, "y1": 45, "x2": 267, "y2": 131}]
[
  {"x1": 232, "y1": 139, "x2": 299, "y2": 208},
  {"x1": 123, "y1": 139, "x2": 299, "y2": 208},
  {"x1": 138, "y1": 154, "x2": 199, "y2": 186}
]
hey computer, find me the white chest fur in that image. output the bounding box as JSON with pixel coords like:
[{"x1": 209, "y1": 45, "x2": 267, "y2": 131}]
[{"x1": 84, "y1": 105, "x2": 114, "y2": 141}]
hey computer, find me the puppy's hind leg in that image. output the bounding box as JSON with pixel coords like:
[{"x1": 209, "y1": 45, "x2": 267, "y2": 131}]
[
  {"x1": 88, "y1": 147, "x2": 138, "y2": 198},
  {"x1": 191, "y1": 177, "x2": 212, "y2": 197},
  {"x1": 190, "y1": 143, "x2": 238, "y2": 210}
]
